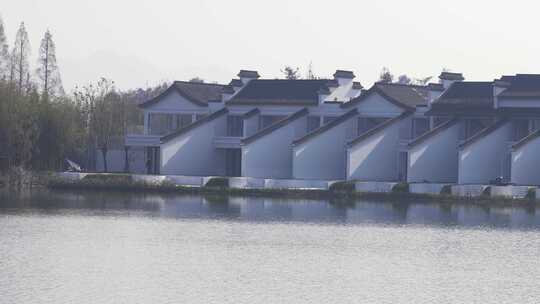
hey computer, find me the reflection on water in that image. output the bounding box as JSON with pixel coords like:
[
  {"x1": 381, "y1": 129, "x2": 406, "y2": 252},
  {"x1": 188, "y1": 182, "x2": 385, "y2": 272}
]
[
  {"x1": 1, "y1": 189, "x2": 539, "y2": 229},
  {"x1": 2, "y1": 189, "x2": 540, "y2": 303}
]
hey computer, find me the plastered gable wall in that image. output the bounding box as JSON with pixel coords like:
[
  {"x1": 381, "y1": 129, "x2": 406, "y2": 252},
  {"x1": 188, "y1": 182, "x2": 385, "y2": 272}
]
[
  {"x1": 407, "y1": 123, "x2": 461, "y2": 183},
  {"x1": 512, "y1": 136, "x2": 540, "y2": 185},
  {"x1": 160, "y1": 115, "x2": 227, "y2": 176},
  {"x1": 145, "y1": 90, "x2": 208, "y2": 113},
  {"x1": 347, "y1": 117, "x2": 411, "y2": 181},
  {"x1": 293, "y1": 116, "x2": 356, "y2": 180},
  {"x1": 242, "y1": 116, "x2": 308, "y2": 179},
  {"x1": 458, "y1": 122, "x2": 512, "y2": 184},
  {"x1": 351, "y1": 93, "x2": 404, "y2": 116}
]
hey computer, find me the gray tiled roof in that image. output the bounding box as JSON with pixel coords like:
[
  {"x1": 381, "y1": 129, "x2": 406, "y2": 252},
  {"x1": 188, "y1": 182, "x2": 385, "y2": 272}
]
[
  {"x1": 227, "y1": 79, "x2": 331, "y2": 106},
  {"x1": 342, "y1": 83, "x2": 429, "y2": 110},
  {"x1": 139, "y1": 81, "x2": 226, "y2": 108},
  {"x1": 427, "y1": 82, "x2": 494, "y2": 115},
  {"x1": 497, "y1": 74, "x2": 540, "y2": 99}
]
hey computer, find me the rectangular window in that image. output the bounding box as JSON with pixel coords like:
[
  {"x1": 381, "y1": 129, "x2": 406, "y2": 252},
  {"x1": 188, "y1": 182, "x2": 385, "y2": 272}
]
[
  {"x1": 149, "y1": 113, "x2": 174, "y2": 135},
  {"x1": 513, "y1": 119, "x2": 529, "y2": 141},
  {"x1": 307, "y1": 116, "x2": 321, "y2": 132},
  {"x1": 175, "y1": 114, "x2": 193, "y2": 130},
  {"x1": 227, "y1": 115, "x2": 244, "y2": 137},
  {"x1": 467, "y1": 119, "x2": 490, "y2": 139},
  {"x1": 357, "y1": 117, "x2": 388, "y2": 136},
  {"x1": 531, "y1": 119, "x2": 540, "y2": 133},
  {"x1": 196, "y1": 114, "x2": 207, "y2": 121},
  {"x1": 412, "y1": 118, "x2": 429, "y2": 138},
  {"x1": 260, "y1": 115, "x2": 286, "y2": 129}
]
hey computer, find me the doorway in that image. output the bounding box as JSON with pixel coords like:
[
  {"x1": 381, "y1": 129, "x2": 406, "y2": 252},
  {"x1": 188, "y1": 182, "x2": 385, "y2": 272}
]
[{"x1": 225, "y1": 149, "x2": 242, "y2": 177}]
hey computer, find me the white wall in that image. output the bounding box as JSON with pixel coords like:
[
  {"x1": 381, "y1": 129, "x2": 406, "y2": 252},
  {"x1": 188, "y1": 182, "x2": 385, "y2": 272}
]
[
  {"x1": 144, "y1": 90, "x2": 208, "y2": 113},
  {"x1": 407, "y1": 122, "x2": 461, "y2": 183},
  {"x1": 160, "y1": 114, "x2": 227, "y2": 176},
  {"x1": 512, "y1": 136, "x2": 540, "y2": 185},
  {"x1": 347, "y1": 117, "x2": 411, "y2": 181},
  {"x1": 293, "y1": 115, "x2": 356, "y2": 180},
  {"x1": 458, "y1": 122, "x2": 512, "y2": 184},
  {"x1": 351, "y1": 92, "x2": 404, "y2": 116},
  {"x1": 242, "y1": 116, "x2": 307, "y2": 179}
]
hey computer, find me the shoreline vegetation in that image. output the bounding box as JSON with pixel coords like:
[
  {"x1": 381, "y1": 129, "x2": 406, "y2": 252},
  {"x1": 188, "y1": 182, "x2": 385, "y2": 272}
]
[{"x1": 37, "y1": 172, "x2": 540, "y2": 208}]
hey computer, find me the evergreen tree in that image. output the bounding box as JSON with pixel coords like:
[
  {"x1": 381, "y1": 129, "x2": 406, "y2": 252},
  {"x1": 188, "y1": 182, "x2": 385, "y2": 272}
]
[
  {"x1": 0, "y1": 16, "x2": 9, "y2": 80},
  {"x1": 36, "y1": 29, "x2": 63, "y2": 98},
  {"x1": 11, "y1": 22, "x2": 31, "y2": 94}
]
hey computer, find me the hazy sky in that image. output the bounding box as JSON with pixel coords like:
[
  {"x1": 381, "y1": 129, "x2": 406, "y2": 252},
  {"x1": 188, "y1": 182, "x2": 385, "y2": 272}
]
[{"x1": 3, "y1": 0, "x2": 540, "y2": 91}]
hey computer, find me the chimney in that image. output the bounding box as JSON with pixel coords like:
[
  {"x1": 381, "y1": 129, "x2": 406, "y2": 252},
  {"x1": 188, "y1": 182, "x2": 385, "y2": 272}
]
[
  {"x1": 493, "y1": 78, "x2": 511, "y2": 109},
  {"x1": 439, "y1": 72, "x2": 464, "y2": 89},
  {"x1": 333, "y1": 70, "x2": 355, "y2": 86},
  {"x1": 238, "y1": 70, "x2": 260, "y2": 84}
]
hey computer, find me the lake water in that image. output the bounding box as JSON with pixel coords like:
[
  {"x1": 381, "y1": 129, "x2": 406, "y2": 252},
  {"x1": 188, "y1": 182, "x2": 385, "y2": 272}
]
[{"x1": 1, "y1": 190, "x2": 540, "y2": 303}]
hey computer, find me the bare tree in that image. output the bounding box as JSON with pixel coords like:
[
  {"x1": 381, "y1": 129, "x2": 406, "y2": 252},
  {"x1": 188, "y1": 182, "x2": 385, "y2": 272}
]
[
  {"x1": 74, "y1": 78, "x2": 121, "y2": 172},
  {"x1": 305, "y1": 61, "x2": 317, "y2": 79},
  {"x1": 378, "y1": 67, "x2": 394, "y2": 83},
  {"x1": 11, "y1": 22, "x2": 31, "y2": 94},
  {"x1": 0, "y1": 16, "x2": 9, "y2": 80},
  {"x1": 281, "y1": 66, "x2": 300, "y2": 80},
  {"x1": 36, "y1": 29, "x2": 63, "y2": 99},
  {"x1": 414, "y1": 76, "x2": 433, "y2": 85}
]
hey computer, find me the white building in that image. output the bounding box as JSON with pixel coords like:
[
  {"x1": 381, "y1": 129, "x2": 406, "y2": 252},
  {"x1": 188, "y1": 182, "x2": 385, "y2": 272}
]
[{"x1": 121, "y1": 70, "x2": 540, "y2": 187}]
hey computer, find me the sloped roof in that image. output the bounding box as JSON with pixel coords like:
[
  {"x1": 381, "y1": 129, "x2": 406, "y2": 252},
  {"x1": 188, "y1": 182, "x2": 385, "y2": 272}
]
[
  {"x1": 227, "y1": 79, "x2": 330, "y2": 106},
  {"x1": 342, "y1": 83, "x2": 429, "y2": 110},
  {"x1": 139, "y1": 81, "x2": 226, "y2": 108},
  {"x1": 161, "y1": 108, "x2": 229, "y2": 143},
  {"x1": 242, "y1": 108, "x2": 309, "y2": 144},
  {"x1": 292, "y1": 109, "x2": 358, "y2": 146},
  {"x1": 497, "y1": 74, "x2": 540, "y2": 99},
  {"x1": 427, "y1": 82, "x2": 494, "y2": 115},
  {"x1": 408, "y1": 118, "x2": 459, "y2": 148},
  {"x1": 459, "y1": 119, "x2": 508, "y2": 149},
  {"x1": 347, "y1": 111, "x2": 413, "y2": 147},
  {"x1": 513, "y1": 129, "x2": 540, "y2": 150}
]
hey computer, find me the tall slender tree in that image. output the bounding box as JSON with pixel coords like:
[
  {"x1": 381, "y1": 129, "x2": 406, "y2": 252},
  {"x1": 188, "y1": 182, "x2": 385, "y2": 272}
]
[
  {"x1": 36, "y1": 29, "x2": 63, "y2": 98},
  {"x1": 0, "y1": 16, "x2": 9, "y2": 80},
  {"x1": 11, "y1": 22, "x2": 31, "y2": 94}
]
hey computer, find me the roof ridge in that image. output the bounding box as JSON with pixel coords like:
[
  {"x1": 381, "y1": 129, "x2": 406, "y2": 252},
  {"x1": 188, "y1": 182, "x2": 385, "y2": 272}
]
[
  {"x1": 174, "y1": 80, "x2": 227, "y2": 87},
  {"x1": 375, "y1": 82, "x2": 429, "y2": 88}
]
